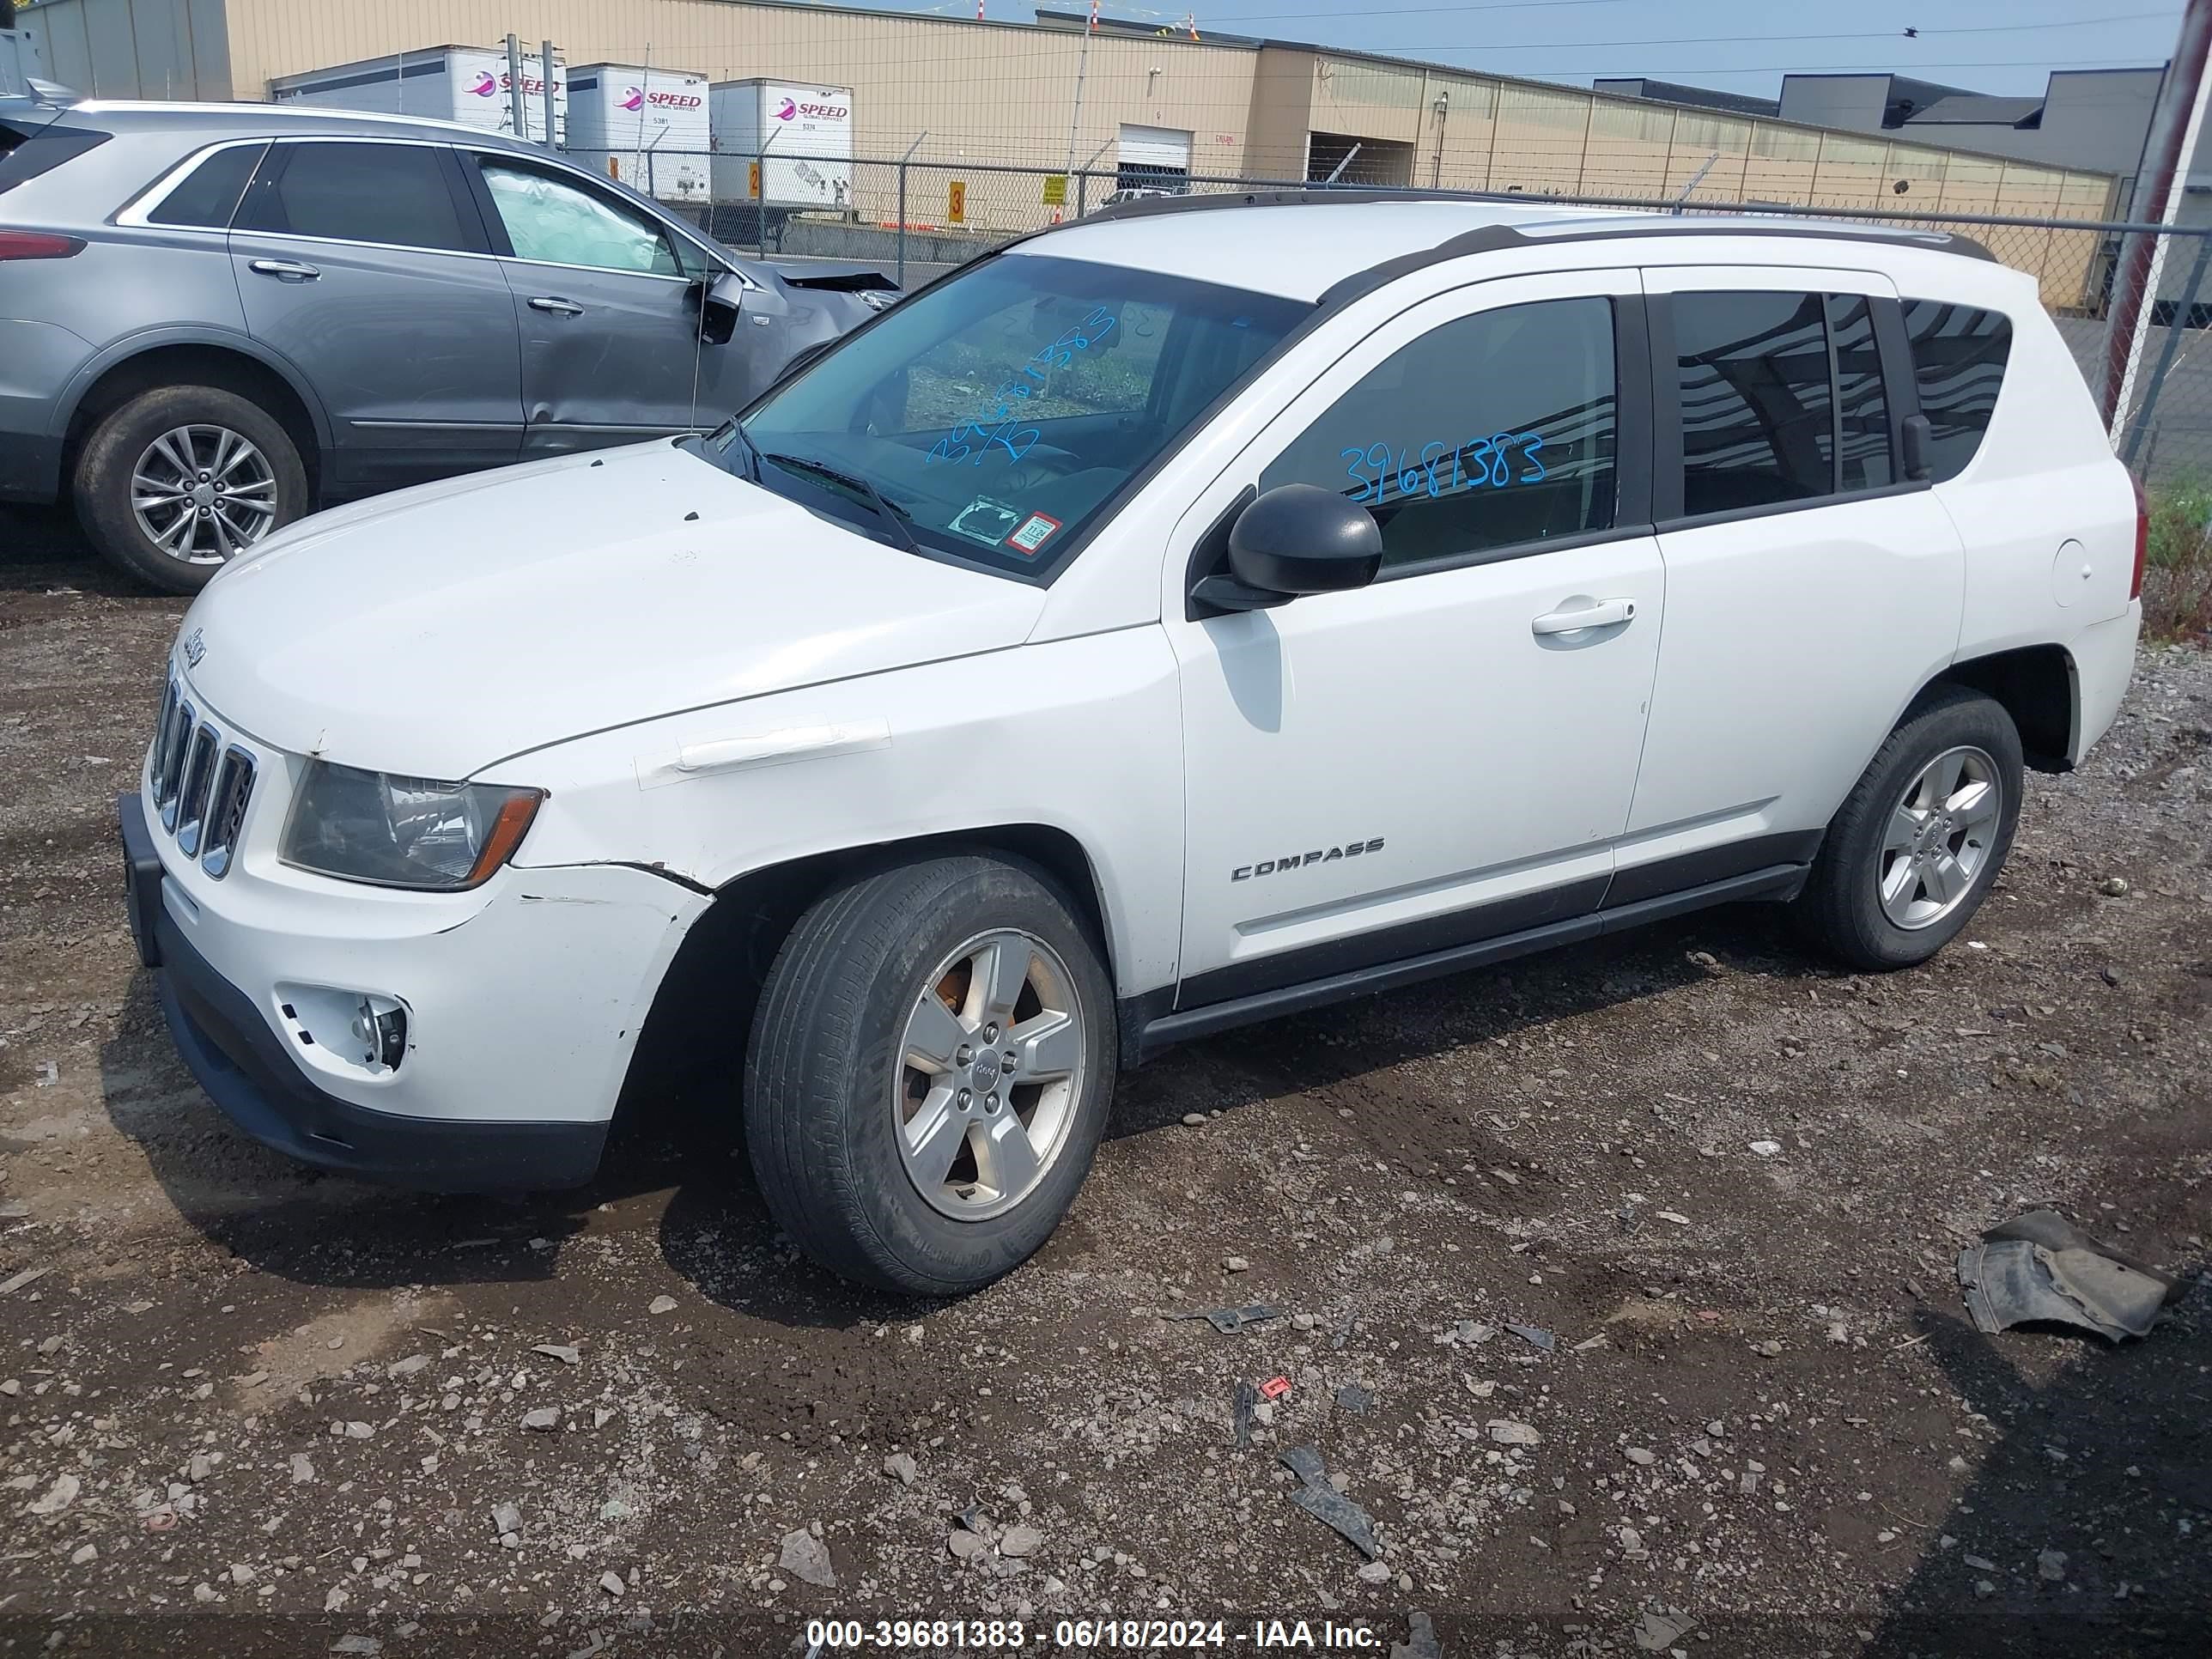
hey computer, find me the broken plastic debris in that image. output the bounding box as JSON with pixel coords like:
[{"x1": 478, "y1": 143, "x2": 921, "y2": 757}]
[
  {"x1": 1259, "y1": 1375, "x2": 1291, "y2": 1401},
  {"x1": 1957, "y1": 1208, "x2": 2185, "y2": 1342},
  {"x1": 1168, "y1": 1303, "x2": 1282, "y2": 1334},
  {"x1": 1231, "y1": 1379, "x2": 1257, "y2": 1449},
  {"x1": 1334, "y1": 1382, "x2": 1374, "y2": 1414},
  {"x1": 1277, "y1": 1445, "x2": 1382, "y2": 1559},
  {"x1": 1634, "y1": 1610, "x2": 1698, "y2": 1650},
  {"x1": 1505, "y1": 1322, "x2": 1555, "y2": 1352},
  {"x1": 1389, "y1": 1612, "x2": 1442, "y2": 1659}
]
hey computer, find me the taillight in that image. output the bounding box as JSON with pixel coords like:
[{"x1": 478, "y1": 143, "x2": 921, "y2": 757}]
[
  {"x1": 2130, "y1": 472, "x2": 2148, "y2": 601},
  {"x1": 0, "y1": 230, "x2": 85, "y2": 260}
]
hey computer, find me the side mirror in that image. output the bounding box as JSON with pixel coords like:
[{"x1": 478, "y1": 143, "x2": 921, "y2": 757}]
[
  {"x1": 696, "y1": 272, "x2": 744, "y2": 347},
  {"x1": 1900, "y1": 411, "x2": 1933, "y2": 482},
  {"x1": 1193, "y1": 484, "x2": 1382, "y2": 612}
]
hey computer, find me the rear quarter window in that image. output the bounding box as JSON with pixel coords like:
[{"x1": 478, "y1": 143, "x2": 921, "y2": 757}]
[
  {"x1": 0, "y1": 120, "x2": 112, "y2": 194},
  {"x1": 1900, "y1": 300, "x2": 2011, "y2": 483}
]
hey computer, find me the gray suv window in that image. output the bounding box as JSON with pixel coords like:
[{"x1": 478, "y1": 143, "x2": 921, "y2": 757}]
[
  {"x1": 240, "y1": 142, "x2": 477, "y2": 253},
  {"x1": 145, "y1": 143, "x2": 266, "y2": 229}
]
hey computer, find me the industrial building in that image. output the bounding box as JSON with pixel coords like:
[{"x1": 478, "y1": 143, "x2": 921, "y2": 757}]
[{"x1": 18, "y1": 0, "x2": 2124, "y2": 304}]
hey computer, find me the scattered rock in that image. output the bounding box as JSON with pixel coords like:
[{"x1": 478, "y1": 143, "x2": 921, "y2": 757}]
[
  {"x1": 229, "y1": 1564, "x2": 256, "y2": 1586},
  {"x1": 1656, "y1": 1210, "x2": 1692, "y2": 1226},
  {"x1": 884, "y1": 1452, "x2": 919, "y2": 1486},
  {"x1": 521, "y1": 1407, "x2": 560, "y2": 1432},
  {"x1": 0, "y1": 1266, "x2": 51, "y2": 1297},
  {"x1": 290, "y1": 1455, "x2": 316, "y2": 1485},
  {"x1": 599, "y1": 1571, "x2": 625, "y2": 1597},
  {"x1": 70, "y1": 1543, "x2": 96, "y2": 1565},
  {"x1": 1356, "y1": 1560, "x2": 1391, "y2": 1583},
  {"x1": 1334, "y1": 1382, "x2": 1374, "y2": 1415},
  {"x1": 1181, "y1": 1113, "x2": 1207, "y2": 1127},
  {"x1": 1487, "y1": 1419, "x2": 1541, "y2": 1447},
  {"x1": 27, "y1": 1473, "x2": 81, "y2": 1516},
  {"x1": 1223, "y1": 1255, "x2": 1250, "y2": 1273},
  {"x1": 491, "y1": 1501, "x2": 524, "y2": 1536},
  {"x1": 780, "y1": 1528, "x2": 837, "y2": 1588},
  {"x1": 647, "y1": 1296, "x2": 678, "y2": 1315},
  {"x1": 532, "y1": 1344, "x2": 580, "y2": 1365},
  {"x1": 2100, "y1": 876, "x2": 2130, "y2": 897},
  {"x1": 1624, "y1": 1446, "x2": 1656, "y2": 1466},
  {"x1": 1000, "y1": 1525, "x2": 1043, "y2": 1559},
  {"x1": 948, "y1": 1530, "x2": 989, "y2": 1561},
  {"x1": 386, "y1": 1354, "x2": 430, "y2": 1377},
  {"x1": 1748, "y1": 1140, "x2": 1782, "y2": 1158},
  {"x1": 2039, "y1": 1548, "x2": 2068, "y2": 1583}
]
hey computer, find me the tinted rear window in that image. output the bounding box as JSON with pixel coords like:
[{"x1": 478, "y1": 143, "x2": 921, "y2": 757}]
[
  {"x1": 1900, "y1": 301, "x2": 2011, "y2": 483},
  {"x1": 0, "y1": 120, "x2": 111, "y2": 194},
  {"x1": 147, "y1": 143, "x2": 266, "y2": 229},
  {"x1": 240, "y1": 141, "x2": 474, "y2": 252}
]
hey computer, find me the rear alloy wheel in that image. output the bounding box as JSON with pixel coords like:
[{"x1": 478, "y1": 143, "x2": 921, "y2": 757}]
[
  {"x1": 745, "y1": 855, "x2": 1115, "y2": 1295},
  {"x1": 1793, "y1": 686, "x2": 2023, "y2": 971},
  {"x1": 74, "y1": 385, "x2": 308, "y2": 593}
]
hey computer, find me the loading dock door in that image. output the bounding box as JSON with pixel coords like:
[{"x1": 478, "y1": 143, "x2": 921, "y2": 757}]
[{"x1": 1118, "y1": 124, "x2": 1193, "y2": 191}]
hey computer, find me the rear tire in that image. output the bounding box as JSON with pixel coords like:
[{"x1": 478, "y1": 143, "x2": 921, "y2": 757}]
[
  {"x1": 74, "y1": 385, "x2": 308, "y2": 594},
  {"x1": 1792, "y1": 686, "x2": 2023, "y2": 971},
  {"x1": 744, "y1": 855, "x2": 1115, "y2": 1295}
]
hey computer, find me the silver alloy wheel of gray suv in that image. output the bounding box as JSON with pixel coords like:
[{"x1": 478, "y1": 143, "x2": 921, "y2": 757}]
[{"x1": 0, "y1": 94, "x2": 895, "y2": 593}]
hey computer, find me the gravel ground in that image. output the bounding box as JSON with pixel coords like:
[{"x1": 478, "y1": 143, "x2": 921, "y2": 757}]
[{"x1": 2, "y1": 510, "x2": 2209, "y2": 1658}]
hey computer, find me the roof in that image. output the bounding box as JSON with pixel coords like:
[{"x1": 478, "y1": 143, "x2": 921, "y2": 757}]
[
  {"x1": 1591, "y1": 77, "x2": 1780, "y2": 120},
  {"x1": 1016, "y1": 194, "x2": 1990, "y2": 303},
  {"x1": 57, "y1": 97, "x2": 550, "y2": 153},
  {"x1": 1905, "y1": 94, "x2": 2045, "y2": 128}
]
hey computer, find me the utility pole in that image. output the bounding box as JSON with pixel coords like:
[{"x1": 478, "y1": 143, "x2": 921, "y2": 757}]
[
  {"x1": 506, "y1": 33, "x2": 528, "y2": 143},
  {"x1": 2101, "y1": 0, "x2": 2212, "y2": 434},
  {"x1": 540, "y1": 40, "x2": 557, "y2": 149}
]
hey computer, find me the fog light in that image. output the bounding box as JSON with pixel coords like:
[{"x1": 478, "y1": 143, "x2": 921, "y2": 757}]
[{"x1": 350, "y1": 997, "x2": 408, "y2": 1071}]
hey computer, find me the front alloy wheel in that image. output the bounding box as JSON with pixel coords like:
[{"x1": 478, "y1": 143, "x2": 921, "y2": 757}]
[
  {"x1": 896, "y1": 929, "x2": 1087, "y2": 1220},
  {"x1": 746, "y1": 855, "x2": 1116, "y2": 1295}
]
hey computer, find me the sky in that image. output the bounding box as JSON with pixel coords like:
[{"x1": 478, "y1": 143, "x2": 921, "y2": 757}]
[{"x1": 952, "y1": 1, "x2": 2188, "y2": 99}]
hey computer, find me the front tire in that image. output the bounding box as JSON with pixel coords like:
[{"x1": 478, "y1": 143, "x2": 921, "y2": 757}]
[
  {"x1": 1793, "y1": 686, "x2": 2023, "y2": 971},
  {"x1": 73, "y1": 385, "x2": 308, "y2": 593},
  {"x1": 745, "y1": 855, "x2": 1115, "y2": 1295}
]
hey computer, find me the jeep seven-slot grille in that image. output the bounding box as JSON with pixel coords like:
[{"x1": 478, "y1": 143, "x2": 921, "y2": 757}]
[{"x1": 149, "y1": 678, "x2": 255, "y2": 878}]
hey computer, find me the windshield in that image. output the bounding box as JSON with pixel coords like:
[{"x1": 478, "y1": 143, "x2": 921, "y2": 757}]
[{"x1": 704, "y1": 252, "x2": 1310, "y2": 577}]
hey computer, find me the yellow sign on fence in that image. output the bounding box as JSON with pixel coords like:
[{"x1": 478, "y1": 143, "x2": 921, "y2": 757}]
[
  {"x1": 947, "y1": 180, "x2": 967, "y2": 225},
  {"x1": 1042, "y1": 174, "x2": 1067, "y2": 207}
]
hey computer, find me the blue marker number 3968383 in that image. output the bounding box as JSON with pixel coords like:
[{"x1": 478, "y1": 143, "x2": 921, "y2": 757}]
[{"x1": 1340, "y1": 430, "x2": 1547, "y2": 505}]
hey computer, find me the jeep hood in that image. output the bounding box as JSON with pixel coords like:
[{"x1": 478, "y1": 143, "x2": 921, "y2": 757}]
[{"x1": 178, "y1": 441, "x2": 1046, "y2": 780}]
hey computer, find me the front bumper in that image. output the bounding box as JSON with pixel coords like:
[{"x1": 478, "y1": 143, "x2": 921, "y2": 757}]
[{"x1": 121, "y1": 790, "x2": 696, "y2": 1192}]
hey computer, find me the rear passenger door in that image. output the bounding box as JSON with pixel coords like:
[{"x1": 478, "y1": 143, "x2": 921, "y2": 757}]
[
  {"x1": 229, "y1": 138, "x2": 523, "y2": 489},
  {"x1": 1621, "y1": 268, "x2": 1966, "y2": 895}
]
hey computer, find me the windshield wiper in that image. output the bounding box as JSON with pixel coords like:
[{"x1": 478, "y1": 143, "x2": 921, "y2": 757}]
[{"x1": 760, "y1": 451, "x2": 920, "y2": 553}]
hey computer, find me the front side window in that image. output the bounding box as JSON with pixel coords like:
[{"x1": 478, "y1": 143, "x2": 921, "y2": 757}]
[
  {"x1": 1260, "y1": 297, "x2": 1618, "y2": 569},
  {"x1": 711, "y1": 252, "x2": 1309, "y2": 577},
  {"x1": 1900, "y1": 300, "x2": 2011, "y2": 482},
  {"x1": 245, "y1": 142, "x2": 473, "y2": 252},
  {"x1": 1674, "y1": 289, "x2": 1897, "y2": 516},
  {"x1": 479, "y1": 161, "x2": 682, "y2": 276}
]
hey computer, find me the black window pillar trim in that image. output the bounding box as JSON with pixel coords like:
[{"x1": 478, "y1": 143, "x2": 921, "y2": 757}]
[
  {"x1": 1645, "y1": 290, "x2": 1686, "y2": 523},
  {"x1": 1820, "y1": 294, "x2": 1844, "y2": 496}
]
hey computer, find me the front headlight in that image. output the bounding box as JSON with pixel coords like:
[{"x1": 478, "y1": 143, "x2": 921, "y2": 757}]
[{"x1": 281, "y1": 763, "x2": 543, "y2": 890}]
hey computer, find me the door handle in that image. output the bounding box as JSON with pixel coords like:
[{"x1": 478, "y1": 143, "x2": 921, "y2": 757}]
[
  {"x1": 247, "y1": 258, "x2": 319, "y2": 282},
  {"x1": 1531, "y1": 598, "x2": 1637, "y2": 635},
  {"x1": 528, "y1": 295, "x2": 585, "y2": 316}
]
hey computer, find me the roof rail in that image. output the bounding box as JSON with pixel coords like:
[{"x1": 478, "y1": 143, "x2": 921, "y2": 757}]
[{"x1": 1068, "y1": 185, "x2": 1998, "y2": 277}]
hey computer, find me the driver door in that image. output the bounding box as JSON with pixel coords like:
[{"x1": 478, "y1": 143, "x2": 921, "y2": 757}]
[
  {"x1": 463, "y1": 154, "x2": 735, "y2": 455},
  {"x1": 1163, "y1": 270, "x2": 1666, "y2": 1006}
]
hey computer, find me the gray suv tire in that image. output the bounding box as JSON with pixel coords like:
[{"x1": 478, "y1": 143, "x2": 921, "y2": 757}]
[{"x1": 74, "y1": 385, "x2": 309, "y2": 594}]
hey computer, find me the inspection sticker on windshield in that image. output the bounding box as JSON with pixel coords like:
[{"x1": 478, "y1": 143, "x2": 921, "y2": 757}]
[{"x1": 1005, "y1": 513, "x2": 1062, "y2": 556}]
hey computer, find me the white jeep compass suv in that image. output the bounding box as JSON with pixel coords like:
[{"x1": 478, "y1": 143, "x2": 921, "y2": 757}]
[{"x1": 121, "y1": 192, "x2": 2144, "y2": 1294}]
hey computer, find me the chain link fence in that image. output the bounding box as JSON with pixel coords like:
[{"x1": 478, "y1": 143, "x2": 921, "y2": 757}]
[{"x1": 640, "y1": 149, "x2": 2212, "y2": 488}]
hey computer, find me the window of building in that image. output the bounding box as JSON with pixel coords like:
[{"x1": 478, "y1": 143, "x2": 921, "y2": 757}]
[{"x1": 1261, "y1": 296, "x2": 1618, "y2": 569}]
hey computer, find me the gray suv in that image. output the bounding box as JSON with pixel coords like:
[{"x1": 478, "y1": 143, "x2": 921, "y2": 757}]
[{"x1": 0, "y1": 96, "x2": 893, "y2": 591}]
